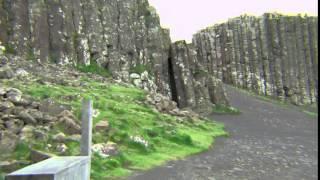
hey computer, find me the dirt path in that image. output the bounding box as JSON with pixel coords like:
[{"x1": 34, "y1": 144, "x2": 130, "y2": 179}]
[{"x1": 127, "y1": 86, "x2": 318, "y2": 180}]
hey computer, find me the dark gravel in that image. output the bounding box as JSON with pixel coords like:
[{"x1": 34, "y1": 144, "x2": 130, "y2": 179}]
[{"x1": 127, "y1": 86, "x2": 318, "y2": 180}]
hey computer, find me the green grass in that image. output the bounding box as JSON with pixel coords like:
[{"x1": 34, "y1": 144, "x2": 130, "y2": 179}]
[
  {"x1": 0, "y1": 172, "x2": 4, "y2": 180},
  {"x1": 76, "y1": 62, "x2": 111, "y2": 78},
  {"x1": 212, "y1": 104, "x2": 241, "y2": 115},
  {"x1": 303, "y1": 110, "x2": 318, "y2": 118},
  {"x1": 129, "y1": 64, "x2": 151, "y2": 74},
  {"x1": 6, "y1": 77, "x2": 227, "y2": 179}
]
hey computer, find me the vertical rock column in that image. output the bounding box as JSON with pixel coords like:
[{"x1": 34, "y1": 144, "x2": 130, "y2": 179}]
[{"x1": 169, "y1": 41, "x2": 196, "y2": 108}]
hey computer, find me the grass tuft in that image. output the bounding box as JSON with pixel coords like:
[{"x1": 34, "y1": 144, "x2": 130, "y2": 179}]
[
  {"x1": 76, "y1": 62, "x2": 111, "y2": 77},
  {"x1": 212, "y1": 104, "x2": 241, "y2": 115}
]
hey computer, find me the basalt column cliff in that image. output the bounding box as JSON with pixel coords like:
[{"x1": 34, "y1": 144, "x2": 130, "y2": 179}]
[
  {"x1": 193, "y1": 14, "x2": 318, "y2": 105},
  {"x1": 0, "y1": 0, "x2": 229, "y2": 110}
]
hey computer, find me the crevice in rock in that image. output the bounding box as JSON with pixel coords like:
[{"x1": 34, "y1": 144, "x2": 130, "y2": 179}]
[{"x1": 167, "y1": 51, "x2": 179, "y2": 107}]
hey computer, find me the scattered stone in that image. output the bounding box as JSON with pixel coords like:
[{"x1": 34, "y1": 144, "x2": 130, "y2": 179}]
[
  {"x1": 57, "y1": 111, "x2": 81, "y2": 135},
  {"x1": 19, "y1": 125, "x2": 35, "y2": 141},
  {"x1": 95, "y1": 120, "x2": 110, "y2": 132},
  {"x1": 39, "y1": 99, "x2": 72, "y2": 116},
  {"x1": 0, "y1": 160, "x2": 29, "y2": 172},
  {"x1": 0, "y1": 65, "x2": 15, "y2": 79},
  {"x1": 130, "y1": 73, "x2": 140, "y2": 79},
  {"x1": 6, "y1": 88, "x2": 23, "y2": 102},
  {"x1": 56, "y1": 143, "x2": 68, "y2": 154},
  {"x1": 0, "y1": 56, "x2": 9, "y2": 66},
  {"x1": 93, "y1": 109, "x2": 100, "y2": 118},
  {"x1": 57, "y1": 110, "x2": 76, "y2": 120},
  {"x1": 0, "y1": 87, "x2": 6, "y2": 96},
  {"x1": 133, "y1": 78, "x2": 143, "y2": 88},
  {"x1": 18, "y1": 111, "x2": 37, "y2": 124},
  {"x1": 30, "y1": 149, "x2": 53, "y2": 163},
  {"x1": 140, "y1": 71, "x2": 149, "y2": 81},
  {"x1": 15, "y1": 68, "x2": 29, "y2": 77},
  {"x1": 33, "y1": 129, "x2": 48, "y2": 141},
  {"x1": 0, "y1": 130, "x2": 19, "y2": 154},
  {"x1": 92, "y1": 142, "x2": 119, "y2": 158},
  {"x1": 4, "y1": 119, "x2": 24, "y2": 134},
  {"x1": 52, "y1": 132, "x2": 66, "y2": 143},
  {"x1": 0, "y1": 101, "x2": 14, "y2": 112}
]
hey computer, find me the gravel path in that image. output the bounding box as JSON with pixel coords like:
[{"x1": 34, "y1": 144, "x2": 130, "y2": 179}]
[{"x1": 127, "y1": 86, "x2": 318, "y2": 180}]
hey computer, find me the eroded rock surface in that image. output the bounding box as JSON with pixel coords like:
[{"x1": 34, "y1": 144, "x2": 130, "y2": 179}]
[{"x1": 192, "y1": 13, "x2": 318, "y2": 105}]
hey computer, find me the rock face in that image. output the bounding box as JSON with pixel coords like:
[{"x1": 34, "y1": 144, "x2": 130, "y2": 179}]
[
  {"x1": 192, "y1": 13, "x2": 318, "y2": 105},
  {"x1": 168, "y1": 41, "x2": 229, "y2": 112},
  {"x1": 0, "y1": 0, "x2": 230, "y2": 110},
  {"x1": 0, "y1": 0, "x2": 172, "y2": 97}
]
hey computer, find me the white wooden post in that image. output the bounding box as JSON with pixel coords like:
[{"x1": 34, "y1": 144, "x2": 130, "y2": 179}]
[{"x1": 80, "y1": 99, "x2": 93, "y2": 180}]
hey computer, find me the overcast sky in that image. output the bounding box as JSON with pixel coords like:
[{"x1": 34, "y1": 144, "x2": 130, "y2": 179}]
[{"x1": 148, "y1": 0, "x2": 318, "y2": 42}]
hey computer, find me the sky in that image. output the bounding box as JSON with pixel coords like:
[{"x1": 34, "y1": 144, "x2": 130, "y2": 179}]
[{"x1": 148, "y1": 0, "x2": 318, "y2": 42}]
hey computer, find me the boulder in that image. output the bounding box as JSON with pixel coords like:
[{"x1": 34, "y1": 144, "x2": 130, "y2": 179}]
[
  {"x1": 0, "y1": 160, "x2": 29, "y2": 173},
  {"x1": 92, "y1": 142, "x2": 119, "y2": 158},
  {"x1": 0, "y1": 131, "x2": 19, "y2": 154},
  {"x1": 0, "y1": 101, "x2": 14, "y2": 112},
  {"x1": 52, "y1": 132, "x2": 66, "y2": 143},
  {"x1": 4, "y1": 119, "x2": 24, "y2": 134},
  {"x1": 129, "y1": 73, "x2": 140, "y2": 79},
  {"x1": 30, "y1": 149, "x2": 53, "y2": 163},
  {"x1": 94, "y1": 120, "x2": 110, "y2": 133},
  {"x1": 140, "y1": 71, "x2": 149, "y2": 81},
  {"x1": 0, "y1": 65, "x2": 14, "y2": 79},
  {"x1": 11, "y1": 98, "x2": 32, "y2": 107},
  {"x1": 207, "y1": 77, "x2": 230, "y2": 106},
  {"x1": 39, "y1": 99, "x2": 72, "y2": 116},
  {"x1": 57, "y1": 111, "x2": 81, "y2": 135},
  {"x1": 0, "y1": 56, "x2": 9, "y2": 66},
  {"x1": 0, "y1": 87, "x2": 6, "y2": 96},
  {"x1": 6, "y1": 88, "x2": 22, "y2": 102},
  {"x1": 18, "y1": 111, "x2": 37, "y2": 124},
  {"x1": 15, "y1": 68, "x2": 29, "y2": 77},
  {"x1": 33, "y1": 129, "x2": 48, "y2": 141},
  {"x1": 56, "y1": 143, "x2": 68, "y2": 154},
  {"x1": 133, "y1": 79, "x2": 143, "y2": 88},
  {"x1": 19, "y1": 125, "x2": 35, "y2": 141},
  {"x1": 66, "y1": 134, "x2": 81, "y2": 142}
]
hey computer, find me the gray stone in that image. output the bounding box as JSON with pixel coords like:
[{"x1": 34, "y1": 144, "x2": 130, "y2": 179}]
[
  {"x1": 0, "y1": 131, "x2": 19, "y2": 154},
  {"x1": 39, "y1": 99, "x2": 72, "y2": 116},
  {"x1": 15, "y1": 68, "x2": 29, "y2": 77},
  {"x1": 52, "y1": 132, "x2": 66, "y2": 143},
  {"x1": 130, "y1": 73, "x2": 140, "y2": 79},
  {"x1": 0, "y1": 101, "x2": 14, "y2": 112},
  {"x1": 4, "y1": 119, "x2": 24, "y2": 134},
  {"x1": 94, "y1": 120, "x2": 110, "y2": 133},
  {"x1": 91, "y1": 142, "x2": 119, "y2": 158},
  {"x1": 0, "y1": 66, "x2": 15, "y2": 79},
  {"x1": 19, "y1": 125, "x2": 35, "y2": 141},
  {"x1": 18, "y1": 111, "x2": 37, "y2": 124},
  {"x1": 6, "y1": 88, "x2": 23, "y2": 102},
  {"x1": 30, "y1": 149, "x2": 53, "y2": 163}
]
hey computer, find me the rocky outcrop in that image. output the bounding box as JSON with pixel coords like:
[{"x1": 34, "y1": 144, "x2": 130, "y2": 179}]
[
  {"x1": 0, "y1": 0, "x2": 172, "y2": 96},
  {"x1": 168, "y1": 41, "x2": 229, "y2": 113},
  {"x1": 192, "y1": 13, "x2": 318, "y2": 105},
  {"x1": 0, "y1": 0, "x2": 230, "y2": 111}
]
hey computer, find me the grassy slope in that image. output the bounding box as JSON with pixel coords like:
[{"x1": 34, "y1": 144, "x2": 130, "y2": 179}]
[{"x1": 4, "y1": 77, "x2": 227, "y2": 179}]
